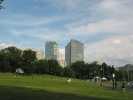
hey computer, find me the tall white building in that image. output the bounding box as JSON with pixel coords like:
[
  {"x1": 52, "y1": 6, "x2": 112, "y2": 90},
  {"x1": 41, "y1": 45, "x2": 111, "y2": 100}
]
[{"x1": 57, "y1": 48, "x2": 65, "y2": 67}]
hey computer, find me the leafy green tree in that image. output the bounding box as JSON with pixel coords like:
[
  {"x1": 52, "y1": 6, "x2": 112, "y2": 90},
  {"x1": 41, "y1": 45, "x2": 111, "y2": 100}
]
[
  {"x1": 48, "y1": 60, "x2": 63, "y2": 75},
  {"x1": 0, "y1": 0, "x2": 4, "y2": 9},
  {"x1": 70, "y1": 61, "x2": 116, "y2": 80},
  {"x1": 0, "y1": 47, "x2": 22, "y2": 72},
  {"x1": 88, "y1": 61, "x2": 100, "y2": 79},
  {"x1": 63, "y1": 67, "x2": 75, "y2": 78},
  {"x1": 34, "y1": 60, "x2": 49, "y2": 74},
  {"x1": 22, "y1": 49, "x2": 37, "y2": 64},
  {"x1": 101, "y1": 63, "x2": 115, "y2": 80},
  {"x1": 115, "y1": 70, "x2": 123, "y2": 81},
  {"x1": 71, "y1": 61, "x2": 87, "y2": 79},
  {"x1": 0, "y1": 50, "x2": 11, "y2": 72},
  {"x1": 21, "y1": 49, "x2": 37, "y2": 74}
]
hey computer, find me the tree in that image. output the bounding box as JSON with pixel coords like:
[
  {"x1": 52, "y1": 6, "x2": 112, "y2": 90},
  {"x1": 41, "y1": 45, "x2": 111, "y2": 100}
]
[
  {"x1": 0, "y1": 50, "x2": 11, "y2": 72},
  {"x1": 34, "y1": 60, "x2": 49, "y2": 74},
  {"x1": 21, "y1": 49, "x2": 37, "y2": 74},
  {"x1": 71, "y1": 61, "x2": 87, "y2": 79},
  {"x1": 0, "y1": 47, "x2": 22, "y2": 72},
  {"x1": 101, "y1": 63, "x2": 115, "y2": 80},
  {"x1": 88, "y1": 61, "x2": 100, "y2": 79},
  {"x1": 0, "y1": 0, "x2": 4, "y2": 9},
  {"x1": 63, "y1": 67, "x2": 75, "y2": 78},
  {"x1": 4, "y1": 47, "x2": 22, "y2": 72},
  {"x1": 22, "y1": 49, "x2": 37, "y2": 64},
  {"x1": 47, "y1": 60, "x2": 63, "y2": 75}
]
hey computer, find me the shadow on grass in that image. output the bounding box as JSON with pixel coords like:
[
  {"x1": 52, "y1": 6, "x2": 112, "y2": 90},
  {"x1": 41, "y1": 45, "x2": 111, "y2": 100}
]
[{"x1": 0, "y1": 85, "x2": 109, "y2": 100}]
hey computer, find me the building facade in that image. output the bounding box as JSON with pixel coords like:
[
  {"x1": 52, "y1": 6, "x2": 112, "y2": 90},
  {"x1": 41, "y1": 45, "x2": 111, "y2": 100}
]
[
  {"x1": 65, "y1": 39, "x2": 84, "y2": 66},
  {"x1": 45, "y1": 41, "x2": 58, "y2": 60},
  {"x1": 57, "y1": 48, "x2": 65, "y2": 67},
  {"x1": 35, "y1": 49, "x2": 45, "y2": 60}
]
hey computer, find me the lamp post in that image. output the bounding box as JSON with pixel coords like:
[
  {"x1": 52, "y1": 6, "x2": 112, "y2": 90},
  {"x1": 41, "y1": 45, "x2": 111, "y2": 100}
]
[
  {"x1": 100, "y1": 66, "x2": 103, "y2": 87},
  {"x1": 122, "y1": 70, "x2": 126, "y2": 92},
  {"x1": 112, "y1": 73, "x2": 116, "y2": 89}
]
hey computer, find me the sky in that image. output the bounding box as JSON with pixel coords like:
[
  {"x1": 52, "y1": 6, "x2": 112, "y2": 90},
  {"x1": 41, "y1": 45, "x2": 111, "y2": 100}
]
[{"x1": 0, "y1": 0, "x2": 133, "y2": 66}]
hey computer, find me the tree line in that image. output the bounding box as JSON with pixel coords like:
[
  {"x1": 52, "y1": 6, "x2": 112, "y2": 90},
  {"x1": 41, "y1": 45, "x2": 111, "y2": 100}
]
[{"x1": 0, "y1": 46, "x2": 125, "y2": 81}]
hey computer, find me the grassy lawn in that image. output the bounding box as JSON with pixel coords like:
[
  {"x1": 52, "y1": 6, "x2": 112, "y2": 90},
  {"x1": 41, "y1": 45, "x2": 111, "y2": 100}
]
[{"x1": 0, "y1": 73, "x2": 132, "y2": 100}]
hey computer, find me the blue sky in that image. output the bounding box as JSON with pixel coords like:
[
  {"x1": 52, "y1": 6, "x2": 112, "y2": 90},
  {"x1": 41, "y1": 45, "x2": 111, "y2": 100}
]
[{"x1": 0, "y1": 0, "x2": 133, "y2": 66}]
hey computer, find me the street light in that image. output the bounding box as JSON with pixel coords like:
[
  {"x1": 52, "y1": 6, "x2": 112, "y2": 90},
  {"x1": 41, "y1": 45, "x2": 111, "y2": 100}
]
[
  {"x1": 112, "y1": 73, "x2": 116, "y2": 89},
  {"x1": 100, "y1": 66, "x2": 103, "y2": 87}
]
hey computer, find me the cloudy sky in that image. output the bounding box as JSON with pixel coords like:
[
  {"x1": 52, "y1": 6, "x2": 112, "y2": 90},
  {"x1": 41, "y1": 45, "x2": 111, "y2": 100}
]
[{"x1": 0, "y1": 0, "x2": 133, "y2": 66}]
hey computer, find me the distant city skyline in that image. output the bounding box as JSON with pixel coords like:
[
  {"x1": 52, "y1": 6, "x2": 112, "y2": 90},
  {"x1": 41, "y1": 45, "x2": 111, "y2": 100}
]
[{"x1": 0, "y1": 0, "x2": 133, "y2": 66}]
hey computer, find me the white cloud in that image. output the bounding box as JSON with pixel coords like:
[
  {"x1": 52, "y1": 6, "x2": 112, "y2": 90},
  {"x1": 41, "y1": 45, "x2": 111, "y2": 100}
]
[
  {"x1": 0, "y1": 43, "x2": 15, "y2": 49},
  {"x1": 48, "y1": 0, "x2": 90, "y2": 12},
  {"x1": 66, "y1": 0, "x2": 133, "y2": 37},
  {"x1": 85, "y1": 35, "x2": 133, "y2": 66},
  {"x1": 0, "y1": 14, "x2": 63, "y2": 28},
  {"x1": 68, "y1": 18, "x2": 133, "y2": 36}
]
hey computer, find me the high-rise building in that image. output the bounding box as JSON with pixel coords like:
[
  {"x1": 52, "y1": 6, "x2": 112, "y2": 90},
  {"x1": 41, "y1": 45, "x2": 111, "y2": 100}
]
[
  {"x1": 45, "y1": 41, "x2": 58, "y2": 60},
  {"x1": 57, "y1": 48, "x2": 65, "y2": 67},
  {"x1": 65, "y1": 39, "x2": 84, "y2": 66}
]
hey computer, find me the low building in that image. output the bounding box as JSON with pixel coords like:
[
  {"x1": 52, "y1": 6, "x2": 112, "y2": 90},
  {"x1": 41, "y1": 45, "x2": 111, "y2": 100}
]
[{"x1": 35, "y1": 49, "x2": 45, "y2": 60}]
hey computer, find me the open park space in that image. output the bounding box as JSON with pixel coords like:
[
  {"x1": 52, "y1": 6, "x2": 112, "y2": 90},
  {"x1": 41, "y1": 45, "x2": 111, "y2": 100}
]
[{"x1": 0, "y1": 73, "x2": 133, "y2": 100}]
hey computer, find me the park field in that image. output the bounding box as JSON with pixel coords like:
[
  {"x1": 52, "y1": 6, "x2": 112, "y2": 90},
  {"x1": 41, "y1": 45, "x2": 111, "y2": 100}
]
[{"x1": 0, "y1": 73, "x2": 132, "y2": 100}]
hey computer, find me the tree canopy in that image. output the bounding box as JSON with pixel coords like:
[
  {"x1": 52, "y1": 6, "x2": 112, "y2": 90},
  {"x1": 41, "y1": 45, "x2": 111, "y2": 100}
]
[{"x1": 0, "y1": 0, "x2": 4, "y2": 9}]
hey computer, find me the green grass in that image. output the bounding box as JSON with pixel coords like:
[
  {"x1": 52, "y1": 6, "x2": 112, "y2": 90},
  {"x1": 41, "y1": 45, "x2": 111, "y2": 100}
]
[{"x1": 0, "y1": 73, "x2": 132, "y2": 100}]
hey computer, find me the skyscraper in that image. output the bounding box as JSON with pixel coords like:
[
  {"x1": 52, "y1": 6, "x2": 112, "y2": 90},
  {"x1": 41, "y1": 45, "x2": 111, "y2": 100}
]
[
  {"x1": 65, "y1": 39, "x2": 84, "y2": 66},
  {"x1": 57, "y1": 48, "x2": 65, "y2": 67},
  {"x1": 45, "y1": 41, "x2": 58, "y2": 60}
]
